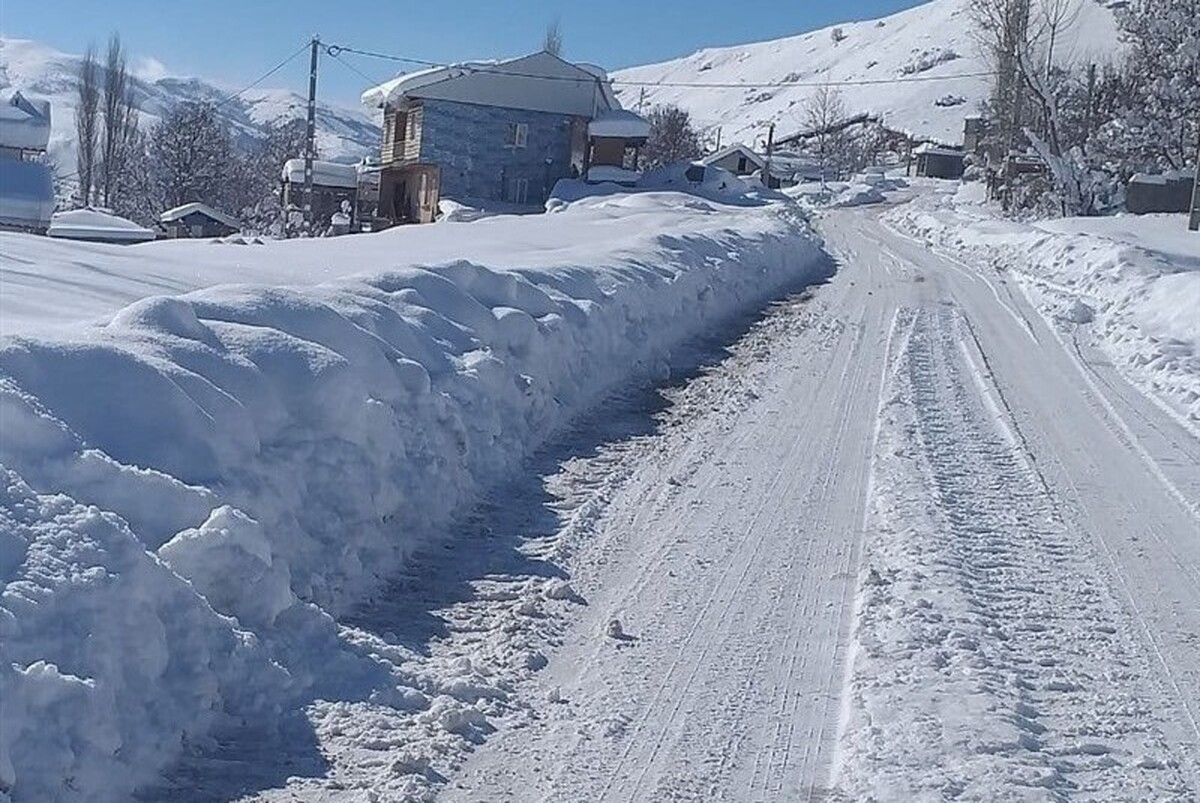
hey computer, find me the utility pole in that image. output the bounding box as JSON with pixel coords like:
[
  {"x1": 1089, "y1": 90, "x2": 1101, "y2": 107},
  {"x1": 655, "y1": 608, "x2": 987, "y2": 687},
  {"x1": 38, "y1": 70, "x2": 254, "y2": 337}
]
[
  {"x1": 304, "y1": 35, "x2": 320, "y2": 233},
  {"x1": 1189, "y1": 129, "x2": 1199, "y2": 232},
  {"x1": 763, "y1": 122, "x2": 775, "y2": 188},
  {"x1": 714, "y1": 127, "x2": 722, "y2": 152}
]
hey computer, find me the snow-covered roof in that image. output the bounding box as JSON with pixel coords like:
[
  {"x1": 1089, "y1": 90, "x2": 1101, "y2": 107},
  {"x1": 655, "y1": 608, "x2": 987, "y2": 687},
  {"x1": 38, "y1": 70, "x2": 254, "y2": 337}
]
[
  {"x1": 281, "y1": 158, "x2": 359, "y2": 189},
  {"x1": 362, "y1": 51, "x2": 619, "y2": 118},
  {"x1": 702, "y1": 144, "x2": 766, "y2": 170},
  {"x1": 159, "y1": 202, "x2": 242, "y2": 230},
  {"x1": 1130, "y1": 171, "x2": 1191, "y2": 185},
  {"x1": 587, "y1": 109, "x2": 650, "y2": 140},
  {"x1": 0, "y1": 89, "x2": 51, "y2": 151},
  {"x1": 48, "y1": 208, "x2": 156, "y2": 243},
  {"x1": 0, "y1": 158, "x2": 54, "y2": 228},
  {"x1": 913, "y1": 143, "x2": 963, "y2": 158}
]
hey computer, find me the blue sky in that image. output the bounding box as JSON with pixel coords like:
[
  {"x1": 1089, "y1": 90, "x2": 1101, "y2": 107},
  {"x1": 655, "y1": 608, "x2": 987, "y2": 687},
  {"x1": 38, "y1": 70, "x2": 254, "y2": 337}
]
[{"x1": 3, "y1": 0, "x2": 930, "y2": 106}]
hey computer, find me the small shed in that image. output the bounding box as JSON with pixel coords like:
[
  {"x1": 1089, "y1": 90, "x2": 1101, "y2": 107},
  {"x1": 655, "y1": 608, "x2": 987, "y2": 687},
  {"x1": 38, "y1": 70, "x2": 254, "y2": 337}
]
[
  {"x1": 703, "y1": 144, "x2": 765, "y2": 178},
  {"x1": 159, "y1": 202, "x2": 241, "y2": 238},
  {"x1": 1126, "y1": 172, "x2": 1193, "y2": 215},
  {"x1": 585, "y1": 109, "x2": 650, "y2": 185},
  {"x1": 48, "y1": 208, "x2": 156, "y2": 244},
  {"x1": 914, "y1": 144, "x2": 965, "y2": 180},
  {"x1": 281, "y1": 159, "x2": 360, "y2": 230}
]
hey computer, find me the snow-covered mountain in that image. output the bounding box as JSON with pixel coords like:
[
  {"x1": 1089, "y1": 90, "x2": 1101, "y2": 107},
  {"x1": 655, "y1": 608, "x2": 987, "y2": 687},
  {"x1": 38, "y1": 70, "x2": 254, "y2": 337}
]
[
  {"x1": 0, "y1": 37, "x2": 380, "y2": 173},
  {"x1": 614, "y1": 0, "x2": 1120, "y2": 148}
]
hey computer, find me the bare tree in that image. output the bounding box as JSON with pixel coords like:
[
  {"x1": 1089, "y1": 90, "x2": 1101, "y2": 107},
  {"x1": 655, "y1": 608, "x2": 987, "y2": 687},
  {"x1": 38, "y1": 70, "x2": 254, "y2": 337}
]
[
  {"x1": 803, "y1": 85, "x2": 848, "y2": 180},
  {"x1": 543, "y1": 19, "x2": 564, "y2": 57},
  {"x1": 1035, "y1": 0, "x2": 1081, "y2": 80},
  {"x1": 970, "y1": 0, "x2": 1032, "y2": 162},
  {"x1": 640, "y1": 105, "x2": 703, "y2": 169},
  {"x1": 74, "y1": 43, "x2": 100, "y2": 207},
  {"x1": 99, "y1": 34, "x2": 139, "y2": 207}
]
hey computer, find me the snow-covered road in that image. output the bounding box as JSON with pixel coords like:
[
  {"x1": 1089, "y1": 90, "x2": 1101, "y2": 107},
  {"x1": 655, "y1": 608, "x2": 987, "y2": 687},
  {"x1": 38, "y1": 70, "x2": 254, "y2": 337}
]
[{"x1": 430, "y1": 205, "x2": 1200, "y2": 801}]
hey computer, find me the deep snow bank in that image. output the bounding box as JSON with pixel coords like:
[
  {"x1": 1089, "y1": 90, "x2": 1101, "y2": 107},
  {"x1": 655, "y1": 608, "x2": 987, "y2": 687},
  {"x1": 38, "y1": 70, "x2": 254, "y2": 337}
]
[
  {"x1": 885, "y1": 188, "x2": 1200, "y2": 429},
  {"x1": 0, "y1": 191, "x2": 825, "y2": 800}
]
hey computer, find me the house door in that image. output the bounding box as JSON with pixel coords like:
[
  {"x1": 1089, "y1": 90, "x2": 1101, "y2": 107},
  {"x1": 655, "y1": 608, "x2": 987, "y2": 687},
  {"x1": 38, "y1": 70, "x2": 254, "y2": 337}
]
[{"x1": 393, "y1": 181, "x2": 408, "y2": 221}]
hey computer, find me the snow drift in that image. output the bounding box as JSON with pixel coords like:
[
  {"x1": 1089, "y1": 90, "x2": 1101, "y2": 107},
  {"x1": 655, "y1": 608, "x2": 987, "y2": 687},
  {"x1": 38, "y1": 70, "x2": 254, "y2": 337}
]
[{"x1": 0, "y1": 190, "x2": 826, "y2": 800}]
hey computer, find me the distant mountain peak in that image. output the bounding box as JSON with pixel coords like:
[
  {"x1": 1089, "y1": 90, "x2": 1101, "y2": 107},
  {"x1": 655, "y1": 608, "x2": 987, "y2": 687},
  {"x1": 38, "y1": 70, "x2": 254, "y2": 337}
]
[{"x1": 0, "y1": 36, "x2": 380, "y2": 173}]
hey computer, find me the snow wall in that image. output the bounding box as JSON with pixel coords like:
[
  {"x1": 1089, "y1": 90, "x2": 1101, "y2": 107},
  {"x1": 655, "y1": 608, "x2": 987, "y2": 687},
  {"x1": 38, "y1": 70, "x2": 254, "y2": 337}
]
[{"x1": 0, "y1": 192, "x2": 827, "y2": 801}]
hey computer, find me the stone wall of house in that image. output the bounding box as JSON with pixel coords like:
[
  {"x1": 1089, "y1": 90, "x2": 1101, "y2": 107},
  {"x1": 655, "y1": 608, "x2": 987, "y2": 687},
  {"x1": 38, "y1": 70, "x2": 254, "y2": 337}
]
[{"x1": 418, "y1": 99, "x2": 576, "y2": 204}]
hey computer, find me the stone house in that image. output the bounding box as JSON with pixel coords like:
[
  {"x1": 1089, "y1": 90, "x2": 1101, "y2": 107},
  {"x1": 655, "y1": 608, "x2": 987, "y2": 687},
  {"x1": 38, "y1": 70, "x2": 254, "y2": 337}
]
[{"x1": 361, "y1": 51, "x2": 647, "y2": 225}]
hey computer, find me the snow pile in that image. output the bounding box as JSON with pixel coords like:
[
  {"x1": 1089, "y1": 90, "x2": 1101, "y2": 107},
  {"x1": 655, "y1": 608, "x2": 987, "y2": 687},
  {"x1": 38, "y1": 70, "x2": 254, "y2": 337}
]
[
  {"x1": 0, "y1": 467, "x2": 288, "y2": 803},
  {"x1": 886, "y1": 189, "x2": 1200, "y2": 428},
  {"x1": 550, "y1": 162, "x2": 781, "y2": 212},
  {"x1": 0, "y1": 192, "x2": 825, "y2": 800},
  {"x1": 831, "y1": 183, "x2": 887, "y2": 208},
  {"x1": 785, "y1": 171, "x2": 907, "y2": 209},
  {"x1": 48, "y1": 208, "x2": 157, "y2": 243}
]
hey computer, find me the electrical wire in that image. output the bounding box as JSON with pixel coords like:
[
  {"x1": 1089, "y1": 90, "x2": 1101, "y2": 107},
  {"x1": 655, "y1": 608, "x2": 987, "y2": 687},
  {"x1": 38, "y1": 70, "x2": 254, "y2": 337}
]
[
  {"x1": 325, "y1": 43, "x2": 997, "y2": 90},
  {"x1": 213, "y1": 41, "x2": 313, "y2": 110}
]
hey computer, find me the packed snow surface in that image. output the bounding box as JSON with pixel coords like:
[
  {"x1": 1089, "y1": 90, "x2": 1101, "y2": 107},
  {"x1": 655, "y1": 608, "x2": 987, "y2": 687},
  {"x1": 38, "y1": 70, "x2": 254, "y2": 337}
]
[
  {"x1": 614, "y1": 0, "x2": 1118, "y2": 146},
  {"x1": 0, "y1": 189, "x2": 826, "y2": 801}
]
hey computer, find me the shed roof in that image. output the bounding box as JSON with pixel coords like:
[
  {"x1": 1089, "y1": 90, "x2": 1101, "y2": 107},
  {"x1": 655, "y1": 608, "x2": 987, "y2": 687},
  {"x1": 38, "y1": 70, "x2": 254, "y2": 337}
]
[
  {"x1": 702, "y1": 144, "x2": 766, "y2": 170},
  {"x1": 48, "y1": 209, "x2": 156, "y2": 243},
  {"x1": 913, "y1": 143, "x2": 964, "y2": 158},
  {"x1": 159, "y1": 202, "x2": 242, "y2": 230},
  {"x1": 587, "y1": 109, "x2": 650, "y2": 140}
]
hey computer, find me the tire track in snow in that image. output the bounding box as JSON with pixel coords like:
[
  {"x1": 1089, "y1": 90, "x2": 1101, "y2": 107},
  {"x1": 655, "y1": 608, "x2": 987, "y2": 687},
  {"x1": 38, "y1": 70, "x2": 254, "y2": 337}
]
[{"x1": 836, "y1": 305, "x2": 1194, "y2": 801}]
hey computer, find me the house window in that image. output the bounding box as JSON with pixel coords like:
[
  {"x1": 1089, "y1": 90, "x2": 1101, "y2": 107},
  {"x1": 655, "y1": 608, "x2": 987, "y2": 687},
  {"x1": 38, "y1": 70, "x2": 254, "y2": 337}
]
[
  {"x1": 506, "y1": 122, "x2": 528, "y2": 149},
  {"x1": 737, "y1": 156, "x2": 748, "y2": 173}
]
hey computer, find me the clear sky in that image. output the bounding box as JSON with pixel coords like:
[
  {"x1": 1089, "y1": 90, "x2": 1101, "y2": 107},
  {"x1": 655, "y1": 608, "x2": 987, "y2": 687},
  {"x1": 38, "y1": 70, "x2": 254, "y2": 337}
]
[{"x1": 2, "y1": 0, "x2": 931, "y2": 106}]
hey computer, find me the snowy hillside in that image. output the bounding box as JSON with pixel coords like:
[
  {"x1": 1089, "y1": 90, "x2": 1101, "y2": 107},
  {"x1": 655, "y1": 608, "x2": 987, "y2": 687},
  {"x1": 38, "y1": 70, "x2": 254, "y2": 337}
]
[
  {"x1": 0, "y1": 37, "x2": 379, "y2": 172},
  {"x1": 614, "y1": 0, "x2": 1119, "y2": 147}
]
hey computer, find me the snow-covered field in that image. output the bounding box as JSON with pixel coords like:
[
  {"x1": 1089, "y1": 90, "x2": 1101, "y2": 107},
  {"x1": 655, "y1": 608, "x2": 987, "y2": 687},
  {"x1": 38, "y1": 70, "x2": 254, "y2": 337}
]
[
  {"x1": 613, "y1": 0, "x2": 1117, "y2": 146},
  {"x1": 886, "y1": 184, "x2": 1200, "y2": 431},
  {"x1": 0, "y1": 190, "x2": 828, "y2": 802}
]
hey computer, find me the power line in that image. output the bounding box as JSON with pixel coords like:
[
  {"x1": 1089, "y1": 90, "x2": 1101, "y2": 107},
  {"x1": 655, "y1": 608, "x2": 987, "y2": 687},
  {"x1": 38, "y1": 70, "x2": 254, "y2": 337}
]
[
  {"x1": 52, "y1": 41, "x2": 316, "y2": 185},
  {"x1": 213, "y1": 41, "x2": 313, "y2": 110},
  {"x1": 326, "y1": 43, "x2": 996, "y2": 90}
]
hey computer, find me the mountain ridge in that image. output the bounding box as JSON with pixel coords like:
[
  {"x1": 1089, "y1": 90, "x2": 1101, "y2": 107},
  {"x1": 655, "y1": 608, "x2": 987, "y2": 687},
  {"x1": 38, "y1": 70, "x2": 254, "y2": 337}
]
[
  {"x1": 0, "y1": 37, "x2": 380, "y2": 174},
  {"x1": 613, "y1": 0, "x2": 1119, "y2": 149}
]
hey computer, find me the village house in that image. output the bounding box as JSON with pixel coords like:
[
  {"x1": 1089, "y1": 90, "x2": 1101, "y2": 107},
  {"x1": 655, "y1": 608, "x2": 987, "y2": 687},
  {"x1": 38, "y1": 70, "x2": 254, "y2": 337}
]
[
  {"x1": 158, "y1": 202, "x2": 241, "y2": 238},
  {"x1": 361, "y1": 51, "x2": 648, "y2": 225},
  {"x1": 0, "y1": 90, "x2": 55, "y2": 233}
]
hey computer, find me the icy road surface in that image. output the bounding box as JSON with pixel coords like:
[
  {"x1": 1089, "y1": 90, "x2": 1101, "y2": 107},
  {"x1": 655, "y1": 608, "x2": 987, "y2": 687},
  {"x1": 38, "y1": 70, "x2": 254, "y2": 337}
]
[{"x1": 428, "y1": 207, "x2": 1200, "y2": 802}]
